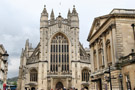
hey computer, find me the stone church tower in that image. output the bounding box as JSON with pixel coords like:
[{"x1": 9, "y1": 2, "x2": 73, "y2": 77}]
[{"x1": 17, "y1": 6, "x2": 90, "y2": 90}]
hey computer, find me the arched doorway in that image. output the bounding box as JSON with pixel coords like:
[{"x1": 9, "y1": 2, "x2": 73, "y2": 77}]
[
  {"x1": 56, "y1": 82, "x2": 63, "y2": 89},
  {"x1": 31, "y1": 87, "x2": 35, "y2": 90},
  {"x1": 84, "y1": 86, "x2": 88, "y2": 90}
]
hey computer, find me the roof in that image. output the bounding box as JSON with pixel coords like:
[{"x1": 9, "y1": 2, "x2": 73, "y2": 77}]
[
  {"x1": 87, "y1": 8, "x2": 135, "y2": 42},
  {"x1": 110, "y1": 8, "x2": 135, "y2": 14}
]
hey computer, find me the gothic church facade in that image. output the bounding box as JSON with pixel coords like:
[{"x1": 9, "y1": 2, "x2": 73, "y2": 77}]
[{"x1": 17, "y1": 6, "x2": 90, "y2": 90}]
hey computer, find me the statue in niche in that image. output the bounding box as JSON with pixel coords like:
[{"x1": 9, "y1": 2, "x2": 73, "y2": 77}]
[{"x1": 58, "y1": 13, "x2": 62, "y2": 28}]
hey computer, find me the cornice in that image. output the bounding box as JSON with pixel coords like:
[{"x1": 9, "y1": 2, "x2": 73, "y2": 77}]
[
  {"x1": 89, "y1": 22, "x2": 116, "y2": 45},
  {"x1": 87, "y1": 13, "x2": 135, "y2": 42}
]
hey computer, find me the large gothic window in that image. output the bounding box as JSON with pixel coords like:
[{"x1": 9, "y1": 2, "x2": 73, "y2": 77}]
[
  {"x1": 50, "y1": 33, "x2": 69, "y2": 72},
  {"x1": 82, "y1": 69, "x2": 89, "y2": 82},
  {"x1": 30, "y1": 69, "x2": 37, "y2": 82}
]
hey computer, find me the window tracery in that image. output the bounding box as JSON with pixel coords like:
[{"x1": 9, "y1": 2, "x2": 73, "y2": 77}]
[
  {"x1": 30, "y1": 69, "x2": 37, "y2": 82},
  {"x1": 106, "y1": 39, "x2": 112, "y2": 65},
  {"x1": 50, "y1": 33, "x2": 69, "y2": 72},
  {"x1": 82, "y1": 69, "x2": 89, "y2": 82}
]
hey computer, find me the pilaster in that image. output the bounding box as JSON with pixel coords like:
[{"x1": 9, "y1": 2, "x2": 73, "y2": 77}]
[
  {"x1": 51, "y1": 78, "x2": 53, "y2": 89},
  {"x1": 90, "y1": 46, "x2": 94, "y2": 72},
  {"x1": 38, "y1": 62, "x2": 43, "y2": 89},
  {"x1": 103, "y1": 34, "x2": 108, "y2": 68},
  {"x1": 110, "y1": 28, "x2": 115, "y2": 65},
  {"x1": 96, "y1": 42, "x2": 100, "y2": 70},
  {"x1": 43, "y1": 62, "x2": 48, "y2": 90},
  {"x1": 112, "y1": 26, "x2": 117, "y2": 63}
]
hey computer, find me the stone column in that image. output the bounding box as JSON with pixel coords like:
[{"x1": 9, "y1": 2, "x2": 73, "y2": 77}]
[
  {"x1": 21, "y1": 79, "x2": 25, "y2": 90},
  {"x1": 110, "y1": 30, "x2": 115, "y2": 65},
  {"x1": 102, "y1": 34, "x2": 108, "y2": 68},
  {"x1": 96, "y1": 42, "x2": 100, "y2": 70},
  {"x1": 112, "y1": 26, "x2": 117, "y2": 63},
  {"x1": 90, "y1": 45, "x2": 94, "y2": 72},
  {"x1": 71, "y1": 62, "x2": 76, "y2": 87},
  {"x1": 38, "y1": 62, "x2": 43, "y2": 89},
  {"x1": 66, "y1": 78, "x2": 69, "y2": 89},
  {"x1": 51, "y1": 78, "x2": 53, "y2": 89},
  {"x1": 43, "y1": 62, "x2": 48, "y2": 90}
]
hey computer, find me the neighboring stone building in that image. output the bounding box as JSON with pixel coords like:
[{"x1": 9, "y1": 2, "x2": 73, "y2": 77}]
[
  {"x1": 87, "y1": 9, "x2": 135, "y2": 90},
  {"x1": 17, "y1": 6, "x2": 91, "y2": 90},
  {"x1": 0, "y1": 44, "x2": 9, "y2": 89}
]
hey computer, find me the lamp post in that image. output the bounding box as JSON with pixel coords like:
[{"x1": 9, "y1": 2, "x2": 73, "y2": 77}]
[
  {"x1": 131, "y1": 24, "x2": 135, "y2": 40},
  {"x1": 131, "y1": 23, "x2": 135, "y2": 50},
  {"x1": 119, "y1": 73, "x2": 123, "y2": 90},
  {"x1": 108, "y1": 65, "x2": 112, "y2": 90},
  {"x1": 104, "y1": 65, "x2": 112, "y2": 90}
]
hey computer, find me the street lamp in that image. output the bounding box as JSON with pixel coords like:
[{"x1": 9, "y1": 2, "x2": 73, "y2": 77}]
[
  {"x1": 119, "y1": 73, "x2": 123, "y2": 90},
  {"x1": 131, "y1": 23, "x2": 135, "y2": 50},
  {"x1": 131, "y1": 24, "x2": 135, "y2": 40},
  {"x1": 104, "y1": 65, "x2": 116, "y2": 90}
]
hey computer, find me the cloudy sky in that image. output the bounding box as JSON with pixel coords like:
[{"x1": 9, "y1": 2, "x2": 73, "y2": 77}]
[{"x1": 0, "y1": 0, "x2": 135, "y2": 78}]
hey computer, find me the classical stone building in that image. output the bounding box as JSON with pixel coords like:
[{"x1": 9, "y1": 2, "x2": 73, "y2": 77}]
[
  {"x1": 87, "y1": 9, "x2": 135, "y2": 90},
  {"x1": 17, "y1": 6, "x2": 91, "y2": 90},
  {"x1": 0, "y1": 44, "x2": 9, "y2": 89}
]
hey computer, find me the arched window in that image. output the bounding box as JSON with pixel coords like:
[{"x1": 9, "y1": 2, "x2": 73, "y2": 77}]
[
  {"x1": 82, "y1": 69, "x2": 89, "y2": 82},
  {"x1": 50, "y1": 33, "x2": 69, "y2": 72},
  {"x1": 98, "y1": 42, "x2": 104, "y2": 69},
  {"x1": 106, "y1": 39, "x2": 112, "y2": 65},
  {"x1": 30, "y1": 69, "x2": 38, "y2": 82},
  {"x1": 93, "y1": 50, "x2": 97, "y2": 70}
]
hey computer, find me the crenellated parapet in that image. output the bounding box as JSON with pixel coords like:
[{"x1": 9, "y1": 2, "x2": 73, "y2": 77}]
[{"x1": 40, "y1": 5, "x2": 79, "y2": 29}]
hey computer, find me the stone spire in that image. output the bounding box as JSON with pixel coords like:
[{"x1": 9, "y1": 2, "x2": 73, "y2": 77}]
[
  {"x1": 21, "y1": 48, "x2": 24, "y2": 57},
  {"x1": 50, "y1": 9, "x2": 55, "y2": 25},
  {"x1": 67, "y1": 9, "x2": 71, "y2": 19},
  {"x1": 50, "y1": 9, "x2": 55, "y2": 20},
  {"x1": 25, "y1": 39, "x2": 29, "y2": 51},
  {"x1": 67, "y1": 9, "x2": 71, "y2": 25}
]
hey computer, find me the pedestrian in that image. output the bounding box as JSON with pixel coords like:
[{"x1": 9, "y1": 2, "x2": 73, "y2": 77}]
[
  {"x1": 81, "y1": 88, "x2": 84, "y2": 90},
  {"x1": 69, "y1": 87, "x2": 72, "y2": 90},
  {"x1": 63, "y1": 87, "x2": 66, "y2": 90}
]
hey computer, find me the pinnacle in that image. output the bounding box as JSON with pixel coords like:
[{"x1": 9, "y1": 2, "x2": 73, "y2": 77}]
[
  {"x1": 51, "y1": 9, "x2": 55, "y2": 20},
  {"x1": 72, "y1": 5, "x2": 77, "y2": 14},
  {"x1": 42, "y1": 5, "x2": 48, "y2": 14},
  {"x1": 51, "y1": 9, "x2": 54, "y2": 17},
  {"x1": 68, "y1": 9, "x2": 71, "y2": 15}
]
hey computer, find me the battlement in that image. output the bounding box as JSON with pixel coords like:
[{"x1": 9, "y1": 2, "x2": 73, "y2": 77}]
[{"x1": 40, "y1": 6, "x2": 79, "y2": 28}]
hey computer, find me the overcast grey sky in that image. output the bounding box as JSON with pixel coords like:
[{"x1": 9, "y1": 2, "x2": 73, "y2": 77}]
[{"x1": 0, "y1": 0, "x2": 135, "y2": 78}]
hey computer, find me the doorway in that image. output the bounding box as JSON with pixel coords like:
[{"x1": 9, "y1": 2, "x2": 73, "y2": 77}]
[
  {"x1": 31, "y1": 87, "x2": 35, "y2": 90},
  {"x1": 97, "y1": 79, "x2": 102, "y2": 90},
  {"x1": 84, "y1": 86, "x2": 88, "y2": 90},
  {"x1": 56, "y1": 82, "x2": 63, "y2": 89}
]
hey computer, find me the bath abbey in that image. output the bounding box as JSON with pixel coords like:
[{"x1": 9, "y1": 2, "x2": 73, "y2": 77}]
[
  {"x1": 17, "y1": 6, "x2": 90, "y2": 90},
  {"x1": 17, "y1": 5, "x2": 135, "y2": 90}
]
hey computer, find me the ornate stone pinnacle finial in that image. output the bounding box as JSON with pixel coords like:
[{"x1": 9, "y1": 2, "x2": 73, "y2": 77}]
[
  {"x1": 73, "y1": 5, "x2": 75, "y2": 8},
  {"x1": 44, "y1": 5, "x2": 46, "y2": 8},
  {"x1": 59, "y1": 13, "x2": 61, "y2": 16}
]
